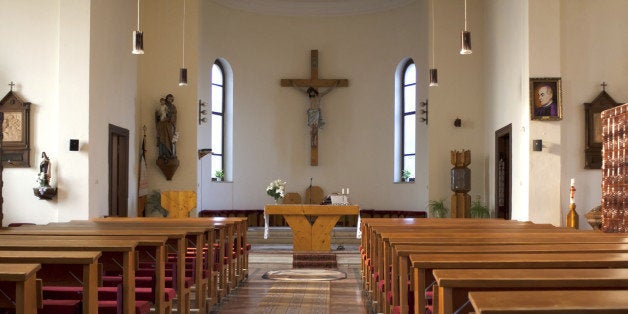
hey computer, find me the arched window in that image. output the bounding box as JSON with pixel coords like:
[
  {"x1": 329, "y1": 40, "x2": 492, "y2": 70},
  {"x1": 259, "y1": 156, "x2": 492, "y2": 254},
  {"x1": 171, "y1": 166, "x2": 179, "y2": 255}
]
[
  {"x1": 395, "y1": 59, "x2": 416, "y2": 182},
  {"x1": 211, "y1": 61, "x2": 225, "y2": 179}
]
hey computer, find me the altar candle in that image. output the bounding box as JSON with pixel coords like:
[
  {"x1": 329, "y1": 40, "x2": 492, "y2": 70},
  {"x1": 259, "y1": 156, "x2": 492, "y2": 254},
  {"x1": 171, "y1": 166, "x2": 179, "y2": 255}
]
[
  {"x1": 569, "y1": 178, "x2": 576, "y2": 205},
  {"x1": 342, "y1": 188, "x2": 345, "y2": 195},
  {"x1": 347, "y1": 188, "x2": 350, "y2": 194}
]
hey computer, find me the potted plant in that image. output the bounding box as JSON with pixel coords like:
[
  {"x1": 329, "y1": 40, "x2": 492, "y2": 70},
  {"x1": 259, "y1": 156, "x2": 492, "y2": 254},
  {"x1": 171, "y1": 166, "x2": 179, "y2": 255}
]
[
  {"x1": 428, "y1": 198, "x2": 449, "y2": 218},
  {"x1": 401, "y1": 169, "x2": 412, "y2": 182},
  {"x1": 215, "y1": 170, "x2": 224, "y2": 182},
  {"x1": 469, "y1": 196, "x2": 490, "y2": 218}
]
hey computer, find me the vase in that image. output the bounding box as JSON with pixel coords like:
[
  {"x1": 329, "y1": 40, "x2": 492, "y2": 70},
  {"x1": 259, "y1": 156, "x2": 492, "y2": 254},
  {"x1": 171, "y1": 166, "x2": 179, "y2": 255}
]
[{"x1": 274, "y1": 198, "x2": 283, "y2": 205}]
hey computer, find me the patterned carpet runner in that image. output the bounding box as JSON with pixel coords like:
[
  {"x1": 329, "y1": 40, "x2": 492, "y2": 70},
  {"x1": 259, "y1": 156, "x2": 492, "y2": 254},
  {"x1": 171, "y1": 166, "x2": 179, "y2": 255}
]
[{"x1": 258, "y1": 281, "x2": 331, "y2": 313}]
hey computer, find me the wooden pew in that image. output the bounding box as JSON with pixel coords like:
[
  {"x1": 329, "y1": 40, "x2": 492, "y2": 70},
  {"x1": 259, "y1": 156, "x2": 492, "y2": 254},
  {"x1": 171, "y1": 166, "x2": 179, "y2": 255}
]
[
  {"x1": 409, "y1": 252, "x2": 628, "y2": 314},
  {"x1": 0, "y1": 263, "x2": 40, "y2": 314},
  {"x1": 433, "y1": 268, "x2": 628, "y2": 314},
  {"x1": 468, "y1": 290, "x2": 628, "y2": 313},
  {"x1": 0, "y1": 251, "x2": 101, "y2": 314},
  {"x1": 385, "y1": 232, "x2": 628, "y2": 313},
  {"x1": 0, "y1": 234, "x2": 169, "y2": 314},
  {"x1": 0, "y1": 238, "x2": 138, "y2": 314},
  {"x1": 0, "y1": 226, "x2": 191, "y2": 314}
]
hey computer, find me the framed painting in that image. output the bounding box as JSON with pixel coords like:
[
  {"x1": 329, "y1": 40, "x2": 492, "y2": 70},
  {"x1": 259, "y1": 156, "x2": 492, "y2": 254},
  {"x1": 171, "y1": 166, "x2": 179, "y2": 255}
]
[
  {"x1": 0, "y1": 90, "x2": 31, "y2": 167},
  {"x1": 530, "y1": 77, "x2": 562, "y2": 121},
  {"x1": 584, "y1": 90, "x2": 620, "y2": 169}
]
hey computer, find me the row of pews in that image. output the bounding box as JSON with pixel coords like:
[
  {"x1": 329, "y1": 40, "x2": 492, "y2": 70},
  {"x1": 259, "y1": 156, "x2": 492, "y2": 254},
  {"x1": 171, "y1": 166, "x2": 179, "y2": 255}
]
[
  {"x1": 0, "y1": 216, "x2": 249, "y2": 314},
  {"x1": 360, "y1": 218, "x2": 628, "y2": 314}
]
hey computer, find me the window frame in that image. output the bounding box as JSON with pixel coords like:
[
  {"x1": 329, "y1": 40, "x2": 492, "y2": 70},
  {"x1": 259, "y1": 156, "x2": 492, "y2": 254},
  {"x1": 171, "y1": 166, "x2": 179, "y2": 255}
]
[
  {"x1": 401, "y1": 59, "x2": 416, "y2": 182},
  {"x1": 211, "y1": 60, "x2": 226, "y2": 180}
]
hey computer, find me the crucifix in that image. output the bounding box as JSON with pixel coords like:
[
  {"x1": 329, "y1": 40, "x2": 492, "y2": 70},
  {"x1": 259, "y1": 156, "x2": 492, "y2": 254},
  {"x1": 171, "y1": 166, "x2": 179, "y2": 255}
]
[{"x1": 281, "y1": 50, "x2": 348, "y2": 166}]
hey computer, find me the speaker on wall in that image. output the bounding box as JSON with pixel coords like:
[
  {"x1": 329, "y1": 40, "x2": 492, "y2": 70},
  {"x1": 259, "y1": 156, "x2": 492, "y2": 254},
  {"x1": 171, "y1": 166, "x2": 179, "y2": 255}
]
[{"x1": 69, "y1": 139, "x2": 79, "y2": 151}]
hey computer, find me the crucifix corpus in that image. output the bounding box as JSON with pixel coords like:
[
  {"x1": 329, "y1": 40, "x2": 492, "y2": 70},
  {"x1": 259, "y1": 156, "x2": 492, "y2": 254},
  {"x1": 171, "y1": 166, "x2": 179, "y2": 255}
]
[{"x1": 281, "y1": 50, "x2": 349, "y2": 166}]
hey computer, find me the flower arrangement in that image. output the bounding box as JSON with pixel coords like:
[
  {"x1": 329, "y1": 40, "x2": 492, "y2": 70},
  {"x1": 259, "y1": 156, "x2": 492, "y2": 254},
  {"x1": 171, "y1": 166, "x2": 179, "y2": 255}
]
[
  {"x1": 36, "y1": 172, "x2": 49, "y2": 187},
  {"x1": 266, "y1": 179, "x2": 286, "y2": 202}
]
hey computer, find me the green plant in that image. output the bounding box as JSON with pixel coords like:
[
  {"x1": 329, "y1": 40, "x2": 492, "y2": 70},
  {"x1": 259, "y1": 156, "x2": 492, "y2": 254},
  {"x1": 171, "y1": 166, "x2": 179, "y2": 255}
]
[
  {"x1": 428, "y1": 198, "x2": 449, "y2": 218},
  {"x1": 401, "y1": 169, "x2": 411, "y2": 181},
  {"x1": 469, "y1": 196, "x2": 490, "y2": 218},
  {"x1": 215, "y1": 170, "x2": 224, "y2": 180}
]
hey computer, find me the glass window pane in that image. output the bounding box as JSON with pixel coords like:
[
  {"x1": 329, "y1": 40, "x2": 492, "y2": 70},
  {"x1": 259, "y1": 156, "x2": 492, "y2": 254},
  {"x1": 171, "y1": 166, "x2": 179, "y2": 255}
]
[
  {"x1": 404, "y1": 63, "x2": 416, "y2": 85},
  {"x1": 212, "y1": 114, "x2": 223, "y2": 154},
  {"x1": 211, "y1": 64, "x2": 223, "y2": 85},
  {"x1": 211, "y1": 155, "x2": 223, "y2": 178},
  {"x1": 403, "y1": 155, "x2": 416, "y2": 179},
  {"x1": 212, "y1": 86, "x2": 223, "y2": 113},
  {"x1": 404, "y1": 85, "x2": 416, "y2": 113},
  {"x1": 404, "y1": 114, "x2": 415, "y2": 154}
]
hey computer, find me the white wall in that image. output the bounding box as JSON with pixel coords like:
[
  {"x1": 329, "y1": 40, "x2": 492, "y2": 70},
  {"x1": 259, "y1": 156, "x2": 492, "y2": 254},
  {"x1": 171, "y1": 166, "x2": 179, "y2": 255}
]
[
  {"x1": 0, "y1": 0, "x2": 138, "y2": 225},
  {"x1": 0, "y1": 0, "x2": 61, "y2": 224},
  {"x1": 89, "y1": 0, "x2": 139, "y2": 218},
  {"x1": 560, "y1": 0, "x2": 628, "y2": 228},
  {"x1": 482, "y1": 0, "x2": 530, "y2": 220},
  {"x1": 428, "y1": 0, "x2": 486, "y2": 212},
  {"x1": 197, "y1": 0, "x2": 430, "y2": 211}
]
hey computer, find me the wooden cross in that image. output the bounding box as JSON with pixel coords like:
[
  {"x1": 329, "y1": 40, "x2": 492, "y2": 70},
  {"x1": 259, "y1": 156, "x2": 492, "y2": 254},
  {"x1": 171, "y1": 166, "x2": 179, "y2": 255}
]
[
  {"x1": 8, "y1": 81, "x2": 15, "y2": 92},
  {"x1": 281, "y1": 50, "x2": 348, "y2": 166},
  {"x1": 601, "y1": 81, "x2": 607, "y2": 91}
]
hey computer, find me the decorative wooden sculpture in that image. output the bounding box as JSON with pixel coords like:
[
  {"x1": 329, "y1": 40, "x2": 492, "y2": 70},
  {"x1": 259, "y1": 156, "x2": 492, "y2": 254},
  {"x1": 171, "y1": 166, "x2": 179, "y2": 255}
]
[
  {"x1": 451, "y1": 150, "x2": 471, "y2": 218},
  {"x1": 281, "y1": 50, "x2": 349, "y2": 166},
  {"x1": 584, "y1": 83, "x2": 621, "y2": 169},
  {"x1": 601, "y1": 103, "x2": 628, "y2": 232},
  {"x1": 155, "y1": 94, "x2": 179, "y2": 180}
]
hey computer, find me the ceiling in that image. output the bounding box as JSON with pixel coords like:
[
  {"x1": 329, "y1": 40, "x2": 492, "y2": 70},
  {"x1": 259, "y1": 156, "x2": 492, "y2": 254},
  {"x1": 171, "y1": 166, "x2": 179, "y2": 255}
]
[{"x1": 212, "y1": 0, "x2": 416, "y2": 17}]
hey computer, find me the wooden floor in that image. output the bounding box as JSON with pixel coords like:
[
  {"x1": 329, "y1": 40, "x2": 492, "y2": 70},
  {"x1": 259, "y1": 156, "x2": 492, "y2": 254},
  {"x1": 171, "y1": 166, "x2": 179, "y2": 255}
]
[{"x1": 208, "y1": 245, "x2": 370, "y2": 313}]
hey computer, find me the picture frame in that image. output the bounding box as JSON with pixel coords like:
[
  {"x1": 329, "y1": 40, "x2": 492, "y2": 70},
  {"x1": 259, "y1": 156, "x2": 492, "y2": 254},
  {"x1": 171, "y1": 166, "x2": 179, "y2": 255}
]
[
  {"x1": 0, "y1": 90, "x2": 31, "y2": 168},
  {"x1": 584, "y1": 90, "x2": 620, "y2": 169},
  {"x1": 530, "y1": 77, "x2": 562, "y2": 120}
]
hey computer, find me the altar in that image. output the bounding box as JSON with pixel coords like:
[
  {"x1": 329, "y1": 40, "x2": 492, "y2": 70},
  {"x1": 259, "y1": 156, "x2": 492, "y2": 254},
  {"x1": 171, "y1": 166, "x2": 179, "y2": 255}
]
[{"x1": 264, "y1": 204, "x2": 360, "y2": 251}]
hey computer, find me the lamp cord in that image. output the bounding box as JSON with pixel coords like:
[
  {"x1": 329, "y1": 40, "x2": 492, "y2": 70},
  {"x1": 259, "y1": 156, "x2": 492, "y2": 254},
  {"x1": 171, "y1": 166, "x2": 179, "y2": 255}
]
[
  {"x1": 464, "y1": 0, "x2": 468, "y2": 31},
  {"x1": 182, "y1": 0, "x2": 186, "y2": 67},
  {"x1": 431, "y1": 0, "x2": 435, "y2": 67},
  {"x1": 136, "y1": 0, "x2": 141, "y2": 31}
]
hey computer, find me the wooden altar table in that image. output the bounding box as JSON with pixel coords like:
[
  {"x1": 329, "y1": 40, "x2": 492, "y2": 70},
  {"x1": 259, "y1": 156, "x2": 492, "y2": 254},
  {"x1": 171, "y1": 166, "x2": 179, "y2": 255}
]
[{"x1": 264, "y1": 204, "x2": 359, "y2": 251}]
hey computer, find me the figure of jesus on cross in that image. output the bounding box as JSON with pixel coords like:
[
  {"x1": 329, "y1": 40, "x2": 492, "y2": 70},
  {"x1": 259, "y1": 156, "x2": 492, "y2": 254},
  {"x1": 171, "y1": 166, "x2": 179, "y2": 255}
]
[{"x1": 281, "y1": 50, "x2": 348, "y2": 166}]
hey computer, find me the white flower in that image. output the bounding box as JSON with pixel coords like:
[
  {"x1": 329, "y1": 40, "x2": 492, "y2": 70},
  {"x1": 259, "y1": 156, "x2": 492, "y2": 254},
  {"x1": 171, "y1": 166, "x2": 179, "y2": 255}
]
[
  {"x1": 266, "y1": 179, "x2": 287, "y2": 200},
  {"x1": 172, "y1": 132, "x2": 180, "y2": 144}
]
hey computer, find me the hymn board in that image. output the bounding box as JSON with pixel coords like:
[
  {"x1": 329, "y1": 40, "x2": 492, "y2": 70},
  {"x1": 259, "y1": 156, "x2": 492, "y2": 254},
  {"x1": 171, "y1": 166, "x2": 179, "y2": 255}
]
[{"x1": 281, "y1": 50, "x2": 348, "y2": 166}]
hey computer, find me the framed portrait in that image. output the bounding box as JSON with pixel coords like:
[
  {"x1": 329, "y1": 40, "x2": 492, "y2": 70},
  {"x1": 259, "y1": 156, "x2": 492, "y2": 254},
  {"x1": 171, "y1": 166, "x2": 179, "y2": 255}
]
[
  {"x1": 530, "y1": 77, "x2": 562, "y2": 121},
  {"x1": 584, "y1": 90, "x2": 620, "y2": 169},
  {"x1": 0, "y1": 90, "x2": 31, "y2": 168}
]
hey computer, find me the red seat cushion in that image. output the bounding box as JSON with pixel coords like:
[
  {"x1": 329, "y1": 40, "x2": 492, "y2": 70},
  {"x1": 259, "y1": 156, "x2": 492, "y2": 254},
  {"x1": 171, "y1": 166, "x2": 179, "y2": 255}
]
[{"x1": 42, "y1": 299, "x2": 81, "y2": 314}]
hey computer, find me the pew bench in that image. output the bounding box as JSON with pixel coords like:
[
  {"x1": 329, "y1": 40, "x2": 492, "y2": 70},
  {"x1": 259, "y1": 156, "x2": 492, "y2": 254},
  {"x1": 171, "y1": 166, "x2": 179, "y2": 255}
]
[
  {"x1": 433, "y1": 268, "x2": 628, "y2": 314},
  {"x1": 409, "y1": 252, "x2": 628, "y2": 314},
  {"x1": 0, "y1": 263, "x2": 41, "y2": 314},
  {"x1": 468, "y1": 290, "x2": 628, "y2": 313}
]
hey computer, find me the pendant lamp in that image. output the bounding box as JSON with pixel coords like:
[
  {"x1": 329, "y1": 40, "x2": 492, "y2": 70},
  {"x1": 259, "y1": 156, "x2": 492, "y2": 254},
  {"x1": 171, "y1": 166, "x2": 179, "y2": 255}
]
[
  {"x1": 179, "y1": 0, "x2": 188, "y2": 86},
  {"x1": 429, "y1": 0, "x2": 438, "y2": 87},
  {"x1": 132, "y1": 0, "x2": 144, "y2": 54},
  {"x1": 460, "y1": 0, "x2": 472, "y2": 55}
]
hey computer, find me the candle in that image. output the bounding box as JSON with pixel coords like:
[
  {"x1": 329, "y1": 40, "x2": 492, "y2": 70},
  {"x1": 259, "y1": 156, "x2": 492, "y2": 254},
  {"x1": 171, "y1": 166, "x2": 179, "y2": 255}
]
[
  {"x1": 341, "y1": 188, "x2": 345, "y2": 195},
  {"x1": 570, "y1": 178, "x2": 575, "y2": 186},
  {"x1": 347, "y1": 188, "x2": 350, "y2": 194}
]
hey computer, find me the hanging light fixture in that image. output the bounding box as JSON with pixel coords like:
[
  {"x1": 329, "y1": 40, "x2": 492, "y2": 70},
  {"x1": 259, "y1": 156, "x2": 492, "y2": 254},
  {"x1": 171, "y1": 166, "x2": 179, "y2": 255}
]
[
  {"x1": 460, "y1": 0, "x2": 472, "y2": 54},
  {"x1": 132, "y1": 0, "x2": 144, "y2": 54},
  {"x1": 179, "y1": 0, "x2": 188, "y2": 86},
  {"x1": 429, "y1": 0, "x2": 438, "y2": 87}
]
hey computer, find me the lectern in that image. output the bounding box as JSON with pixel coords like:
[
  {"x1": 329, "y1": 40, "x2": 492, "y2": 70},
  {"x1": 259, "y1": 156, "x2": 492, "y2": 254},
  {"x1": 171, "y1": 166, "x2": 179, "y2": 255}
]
[{"x1": 264, "y1": 204, "x2": 359, "y2": 251}]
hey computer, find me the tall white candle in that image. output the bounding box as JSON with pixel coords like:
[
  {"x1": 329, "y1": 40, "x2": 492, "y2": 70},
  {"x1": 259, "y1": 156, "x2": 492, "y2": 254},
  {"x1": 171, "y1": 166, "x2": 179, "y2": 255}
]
[
  {"x1": 570, "y1": 178, "x2": 575, "y2": 186},
  {"x1": 347, "y1": 188, "x2": 350, "y2": 194}
]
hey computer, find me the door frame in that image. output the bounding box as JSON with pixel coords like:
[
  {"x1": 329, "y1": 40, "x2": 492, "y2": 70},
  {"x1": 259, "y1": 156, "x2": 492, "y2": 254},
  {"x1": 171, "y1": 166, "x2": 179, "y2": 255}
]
[
  {"x1": 108, "y1": 124, "x2": 129, "y2": 217},
  {"x1": 494, "y1": 124, "x2": 512, "y2": 220}
]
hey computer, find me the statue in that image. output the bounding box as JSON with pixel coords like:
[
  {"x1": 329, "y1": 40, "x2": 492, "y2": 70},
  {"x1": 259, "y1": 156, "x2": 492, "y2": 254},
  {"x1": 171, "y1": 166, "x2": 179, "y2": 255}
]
[
  {"x1": 155, "y1": 94, "x2": 179, "y2": 180},
  {"x1": 33, "y1": 151, "x2": 57, "y2": 199}
]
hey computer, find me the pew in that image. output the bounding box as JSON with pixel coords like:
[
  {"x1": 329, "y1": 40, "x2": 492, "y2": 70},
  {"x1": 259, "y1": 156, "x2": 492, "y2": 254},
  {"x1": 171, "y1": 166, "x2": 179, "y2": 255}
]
[
  {"x1": 409, "y1": 252, "x2": 628, "y2": 314},
  {"x1": 0, "y1": 238, "x2": 139, "y2": 314},
  {"x1": 0, "y1": 263, "x2": 40, "y2": 314},
  {"x1": 468, "y1": 290, "x2": 628, "y2": 313},
  {"x1": 433, "y1": 268, "x2": 628, "y2": 314},
  {"x1": 0, "y1": 234, "x2": 169, "y2": 313},
  {"x1": 0, "y1": 226, "x2": 191, "y2": 314},
  {"x1": 0, "y1": 251, "x2": 101, "y2": 314}
]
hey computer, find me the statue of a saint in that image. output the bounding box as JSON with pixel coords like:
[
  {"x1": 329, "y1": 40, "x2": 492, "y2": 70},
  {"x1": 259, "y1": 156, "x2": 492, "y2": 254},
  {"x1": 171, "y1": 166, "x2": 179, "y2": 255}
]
[{"x1": 155, "y1": 94, "x2": 177, "y2": 159}]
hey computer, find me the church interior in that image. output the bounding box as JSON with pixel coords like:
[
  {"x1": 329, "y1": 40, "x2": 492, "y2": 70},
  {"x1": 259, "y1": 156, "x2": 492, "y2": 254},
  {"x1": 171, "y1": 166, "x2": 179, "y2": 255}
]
[{"x1": 1, "y1": 0, "x2": 628, "y2": 313}]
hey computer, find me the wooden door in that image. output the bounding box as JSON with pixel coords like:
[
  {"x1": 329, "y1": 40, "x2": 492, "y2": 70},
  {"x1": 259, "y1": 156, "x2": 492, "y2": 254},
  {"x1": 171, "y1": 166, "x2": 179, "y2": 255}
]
[
  {"x1": 109, "y1": 124, "x2": 129, "y2": 217},
  {"x1": 495, "y1": 124, "x2": 512, "y2": 220}
]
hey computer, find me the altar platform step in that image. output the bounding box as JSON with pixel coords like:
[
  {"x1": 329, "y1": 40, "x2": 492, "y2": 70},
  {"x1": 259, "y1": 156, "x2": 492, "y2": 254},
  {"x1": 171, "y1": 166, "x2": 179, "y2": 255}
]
[
  {"x1": 293, "y1": 252, "x2": 337, "y2": 268},
  {"x1": 247, "y1": 226, "x2": 361, "y2": 245}
]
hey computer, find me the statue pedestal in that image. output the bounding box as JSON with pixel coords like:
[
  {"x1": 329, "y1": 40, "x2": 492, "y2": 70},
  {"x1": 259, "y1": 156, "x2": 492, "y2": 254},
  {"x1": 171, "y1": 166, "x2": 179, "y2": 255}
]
[
  {"x1": 33, "y1": 186, "x2": 57, "y2": 200},
  {"x1": 157, "y1": 157, "x2": 179, "y2": 180}
]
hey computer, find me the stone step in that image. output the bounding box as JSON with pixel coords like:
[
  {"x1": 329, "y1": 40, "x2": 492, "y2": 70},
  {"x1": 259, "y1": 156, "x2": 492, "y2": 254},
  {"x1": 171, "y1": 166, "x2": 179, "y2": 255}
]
[{"x1": 247, "y1": 227, "x2": 361, "y2": 245}]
